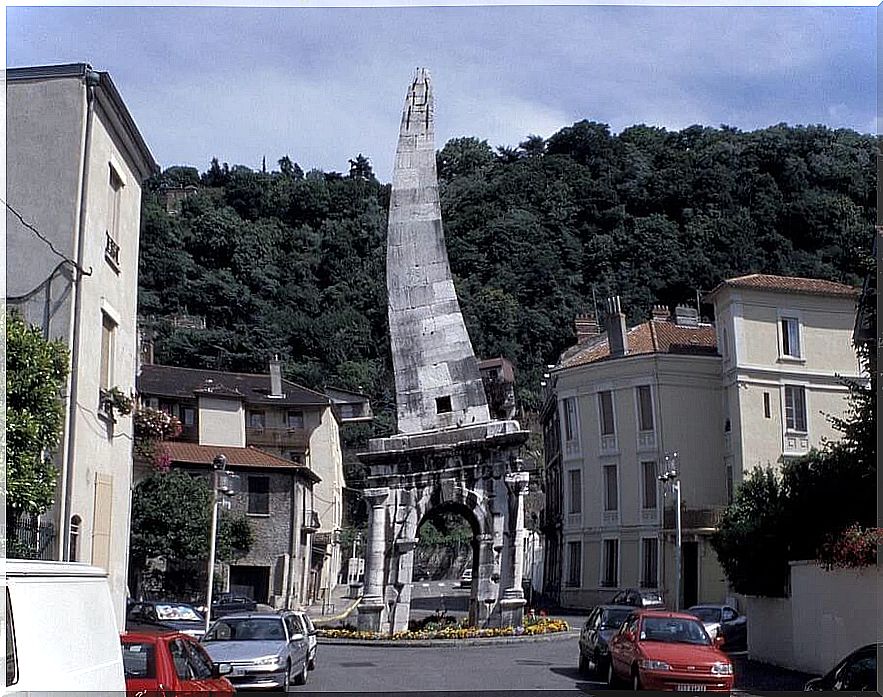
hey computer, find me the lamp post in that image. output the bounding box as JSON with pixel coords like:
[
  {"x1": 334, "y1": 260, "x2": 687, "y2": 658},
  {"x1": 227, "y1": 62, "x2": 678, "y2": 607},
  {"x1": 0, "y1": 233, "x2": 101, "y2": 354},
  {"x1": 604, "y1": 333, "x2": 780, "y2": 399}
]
[
  {"x1": 205, "y1": 453, "x2": 228, "y2": 635},
  {"x1": 659, "y1": 452, "x2": 681, "y2": 611}
]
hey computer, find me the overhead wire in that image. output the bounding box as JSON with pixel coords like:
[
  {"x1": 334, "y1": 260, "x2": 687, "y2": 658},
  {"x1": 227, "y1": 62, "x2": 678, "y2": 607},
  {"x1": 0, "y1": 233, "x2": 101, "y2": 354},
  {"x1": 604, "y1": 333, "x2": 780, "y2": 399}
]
[{"x1": 3, "y1": 197, "x2": 92, "y2": 277}]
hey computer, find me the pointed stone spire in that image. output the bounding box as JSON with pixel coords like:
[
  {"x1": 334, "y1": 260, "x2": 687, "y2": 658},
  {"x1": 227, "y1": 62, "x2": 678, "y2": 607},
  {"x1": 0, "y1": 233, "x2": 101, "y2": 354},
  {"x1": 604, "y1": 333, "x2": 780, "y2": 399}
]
[{"x1": 387, "y1": 69, "x2": 490, "y2": 434}]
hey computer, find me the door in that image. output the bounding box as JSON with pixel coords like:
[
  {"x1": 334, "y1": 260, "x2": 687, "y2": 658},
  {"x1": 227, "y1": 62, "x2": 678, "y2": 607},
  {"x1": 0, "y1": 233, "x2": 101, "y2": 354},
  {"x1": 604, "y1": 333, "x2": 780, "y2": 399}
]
[
  {"x1": 120, "y1": 638, "x2": 159, "y2": 695},
  {"x1": 682, "y1": 541, "x2": 699, "y2": 609}
]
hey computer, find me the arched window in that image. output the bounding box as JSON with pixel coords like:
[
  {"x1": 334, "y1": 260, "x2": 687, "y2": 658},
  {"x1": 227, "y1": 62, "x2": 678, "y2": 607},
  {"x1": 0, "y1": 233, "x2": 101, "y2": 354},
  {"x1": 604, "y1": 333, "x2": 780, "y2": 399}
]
[{"x1": 69, "y1": 515, "x2": 82, "y2": 562}]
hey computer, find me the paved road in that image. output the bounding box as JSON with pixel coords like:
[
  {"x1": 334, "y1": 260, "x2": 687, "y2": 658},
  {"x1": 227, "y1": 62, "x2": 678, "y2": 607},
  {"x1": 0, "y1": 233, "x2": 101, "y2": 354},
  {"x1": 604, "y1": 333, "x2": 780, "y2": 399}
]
[{"x1": 298, "y1": 636, "x2": 814, "y2": 694}]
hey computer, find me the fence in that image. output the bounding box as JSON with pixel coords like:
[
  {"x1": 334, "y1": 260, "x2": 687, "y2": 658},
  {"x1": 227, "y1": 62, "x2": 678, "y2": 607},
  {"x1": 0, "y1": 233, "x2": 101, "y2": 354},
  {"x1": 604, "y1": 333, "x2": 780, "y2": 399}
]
[{"x1": 7, "y1": 515, "x2": 57, "y2": 560}]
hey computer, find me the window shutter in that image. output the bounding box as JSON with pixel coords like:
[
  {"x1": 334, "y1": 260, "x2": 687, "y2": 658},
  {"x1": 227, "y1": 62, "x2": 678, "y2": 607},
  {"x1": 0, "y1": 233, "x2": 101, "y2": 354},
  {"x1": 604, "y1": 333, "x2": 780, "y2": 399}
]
[{"x1": 91, "y1": 473, "x2": 114, "y2": 569}]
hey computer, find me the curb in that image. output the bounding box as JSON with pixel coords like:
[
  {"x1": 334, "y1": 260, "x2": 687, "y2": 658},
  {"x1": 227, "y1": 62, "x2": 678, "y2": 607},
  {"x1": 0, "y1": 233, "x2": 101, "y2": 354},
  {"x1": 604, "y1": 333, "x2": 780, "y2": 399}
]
[
  {"x1": 318, "y1": 629, "x2": 580, "y2": 648},
  {"x1": 309, "y1": 597, "x2": 362, "y2": 625}
]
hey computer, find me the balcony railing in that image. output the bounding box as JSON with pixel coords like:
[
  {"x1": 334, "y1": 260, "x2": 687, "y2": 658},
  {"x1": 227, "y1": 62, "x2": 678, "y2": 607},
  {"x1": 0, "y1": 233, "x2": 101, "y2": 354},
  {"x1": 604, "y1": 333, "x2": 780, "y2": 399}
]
[
  {"x1": 105, "y1": 231, "x2": 120, "y2": 270},
  {"x1": 245, "y1": 425, "x2": 308, "y2": 449},
  {"x1": 663, "y1": 506, "x2": 725, "y2": 531}
]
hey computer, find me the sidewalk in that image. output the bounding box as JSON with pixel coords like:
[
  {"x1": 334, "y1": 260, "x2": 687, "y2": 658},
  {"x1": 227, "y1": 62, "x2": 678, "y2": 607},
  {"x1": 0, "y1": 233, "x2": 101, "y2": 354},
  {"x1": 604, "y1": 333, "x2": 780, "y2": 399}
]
[{"x1": 304, "y1": 584, "x2": 361, "y2": 625}]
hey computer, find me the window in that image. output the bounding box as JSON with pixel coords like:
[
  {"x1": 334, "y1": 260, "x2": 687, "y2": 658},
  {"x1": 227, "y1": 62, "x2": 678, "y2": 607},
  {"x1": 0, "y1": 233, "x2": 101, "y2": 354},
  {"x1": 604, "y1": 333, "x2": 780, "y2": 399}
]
[
  {"x1": 637, "y1": 386, "x2": 654, "y2": 431},
  {"x1": 641, "y1": 538, "x2": 659, "y2": 588},
  {"x1": 287, "y1": 410, "x2": 305, "y2": 429},
  {"x1": 106, "y1": 165, "x2": 123, "y2": 268},
  {"x1": 784, "y1": 386, "x2": 807, "y2": 432},
  {"x1": 183, "y1": 641, "x2": 213, "y2": 680},
  {"x1": 69, "y1": 515, "x2": 81, "y2": 562},
  {"x1": 722, "y1": 607, "x2": 737, "y2": 623},
  {"x1": 121, "y1": 641, "x2": 157, "y2": 679},
  {"x1": 181, "y1": 407, "x2": 195, "y2": 427},
  {"x1": 602, "y1": 538, "x2": 619, "y2": 587},
  {"x1": 567, "y1": 541, "x2": 582, "y2": 587},
  {"x1": 248, "y1": 410, "x2": 266, "y2": 429},
  {"x1": 169, "y1": 639, "x2": 191, "y2": 680},
  {"x1": 603, "y1": 465, "x2": 618, "y2": 512},
  {"x1": 568, "y1": 470, "x2": 582, "y2": 514},
  {"x1": 247, "y1": 476, "x2": 270, "y2": 515},
  {"x1": 6, "y1": 590, "x2": 17, "y2": 687},
  {"x1": 781, "y1": 317, "x2": 801, "y2": 358},
  {"x1": 763, "y1": 392, "x2": 771, "y2": 419},
  {"x1": 598, "y1": 391, "x2": 615, "y2": 436},
  {"x1": 641, "y1": 461, "x2": 658, "y2": 509},
  {"x1": 99, "y1": 312, "x2": 116, "y2": 391},
  {"x1": 726, "y1": 462, "x2": 734, "y2": 504},
  {"x1": 563, "y1": 398, "x2": 577, "y2": 442}
]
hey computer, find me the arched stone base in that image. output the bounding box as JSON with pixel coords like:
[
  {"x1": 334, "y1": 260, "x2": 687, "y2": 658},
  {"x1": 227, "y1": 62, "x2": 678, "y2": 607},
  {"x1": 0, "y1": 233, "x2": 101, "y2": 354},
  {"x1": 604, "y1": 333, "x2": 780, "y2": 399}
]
[{"x1": 356, "y1": 421, "x2": 530, "y2": 635}]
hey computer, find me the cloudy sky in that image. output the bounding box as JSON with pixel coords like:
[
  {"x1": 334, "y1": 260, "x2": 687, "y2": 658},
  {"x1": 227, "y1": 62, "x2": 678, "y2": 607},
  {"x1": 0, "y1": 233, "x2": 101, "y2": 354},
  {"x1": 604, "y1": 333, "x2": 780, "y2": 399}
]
[{"x1": 7, "y1": 4, "x2": 877, "y2": 181}]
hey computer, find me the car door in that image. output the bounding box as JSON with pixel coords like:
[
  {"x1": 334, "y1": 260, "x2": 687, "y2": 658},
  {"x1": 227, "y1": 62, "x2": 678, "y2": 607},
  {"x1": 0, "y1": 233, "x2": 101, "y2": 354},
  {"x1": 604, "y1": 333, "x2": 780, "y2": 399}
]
[
  {"x1": 580, "y1": 609, "x2": 598, "y2": 655},
  {"x1": 184, "y1": 637, "x2": 231, "y2": 693},
  {"x1": 167, "y1": 636, "x2": 213, "y2": 693},
  {"x1": 121, "y1": 637, "x2": 159, "y2": 695},
  {"x1": 720, "y1": 606, "x2": 746, "y2": 648},
  {"x1": 283, "y1": 615, "x2": 307, "y2": 668}
]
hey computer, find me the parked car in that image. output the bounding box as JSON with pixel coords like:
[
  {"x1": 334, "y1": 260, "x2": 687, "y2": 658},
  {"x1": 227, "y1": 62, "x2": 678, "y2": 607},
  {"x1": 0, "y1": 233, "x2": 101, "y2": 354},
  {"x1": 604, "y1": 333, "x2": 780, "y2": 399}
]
[
  {"x1": 804, "y1": 643, "x2": 879, "y2": 691},
  {"x1": 460, "y1": 568, "x2": 473, "y2": 588},
  {"x1": 578, "y1": 604, "x2": 634, "y2": 677},
  {"x1": 611, "y1": 588, "x2": 665, "y2": 609},
  {"x1": 5, "y1": 560, "x2": 126, "y2": 694},
  {"x1": 127, "y1": 600, "x2": 207, "y2": 638},
  {"x1": 608, "y1": 610, "x2": 734, "y2": 691},
  {"x1": 201, "y1": 611, "x2": 310, "y2": 690},
  {"x1": 686, "y1": 604, "x2": 747, "y2": 652},
  {"x1": 288, "y1": 610, "x2": 319, "y2": 670},
  {"x1": 213, "y1": 593, "x2": 258, "y2": 617},
  {"x1": 121, "y1": 629, "x2": 234, "y2": 696}
]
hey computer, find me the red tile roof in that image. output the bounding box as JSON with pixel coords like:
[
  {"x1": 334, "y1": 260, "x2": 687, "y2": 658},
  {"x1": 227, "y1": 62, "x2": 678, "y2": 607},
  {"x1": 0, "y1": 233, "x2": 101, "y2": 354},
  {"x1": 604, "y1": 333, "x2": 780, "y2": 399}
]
[
  {"x1": 707, "y1": 274, "x2": 859, "y2": 299},
  {"x1": 559, "y1": 320, "x2": 718, "y2": 369},
  {"x1": 163, "y1": 441, "x2": 320, "y2": 481}
]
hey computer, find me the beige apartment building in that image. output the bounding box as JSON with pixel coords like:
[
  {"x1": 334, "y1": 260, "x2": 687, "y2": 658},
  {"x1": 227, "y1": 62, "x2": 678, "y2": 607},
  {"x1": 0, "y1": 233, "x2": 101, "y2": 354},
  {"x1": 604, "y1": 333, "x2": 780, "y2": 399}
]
[
  {"x1": 707, "y1": 274, "x2": 861, "y2": 492},
  {"x1": 137, "y1": 361, "x2": 358, "y2": 606},
  {"x1": 7, "y1": 64, "x2": 158, "y2": 629},
  {"x1": 543, "y1": 274, "x2": 860, "y2": 611}
]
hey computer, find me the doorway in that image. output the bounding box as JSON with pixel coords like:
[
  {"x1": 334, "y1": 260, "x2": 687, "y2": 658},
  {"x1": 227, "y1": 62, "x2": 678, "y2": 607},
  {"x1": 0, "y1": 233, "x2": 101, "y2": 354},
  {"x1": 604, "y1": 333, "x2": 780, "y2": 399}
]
[
  {"x1": 229, "y1": 565, "x2": 271, "y2": 604},
  {"x1": 683, "y1": 541, "x2": 699, "y2": 608}
]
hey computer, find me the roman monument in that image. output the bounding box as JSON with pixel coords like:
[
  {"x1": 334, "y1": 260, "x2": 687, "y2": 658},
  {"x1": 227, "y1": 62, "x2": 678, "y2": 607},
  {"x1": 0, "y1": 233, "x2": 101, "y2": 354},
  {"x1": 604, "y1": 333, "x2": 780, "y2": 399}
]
[{"x1": 356, "y1": 69, "x2": 531, "y2": 634}]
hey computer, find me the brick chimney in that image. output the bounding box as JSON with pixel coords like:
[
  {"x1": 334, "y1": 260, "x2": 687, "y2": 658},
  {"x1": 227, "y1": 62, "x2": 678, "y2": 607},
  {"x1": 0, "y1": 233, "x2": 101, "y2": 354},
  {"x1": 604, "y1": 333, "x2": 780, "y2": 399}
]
[
  {"x1": 574, "y1": 312, "x2": 601, "y2": 344},
  {"x1": 269, "y1": 356, "x2": 284, "y2": 398},
  {"x1": 605, "y1": 297, "x2": 629, "y2": 357},
  {"x1": 651, "y1": 305, "x2": 670, "y2": 322}
]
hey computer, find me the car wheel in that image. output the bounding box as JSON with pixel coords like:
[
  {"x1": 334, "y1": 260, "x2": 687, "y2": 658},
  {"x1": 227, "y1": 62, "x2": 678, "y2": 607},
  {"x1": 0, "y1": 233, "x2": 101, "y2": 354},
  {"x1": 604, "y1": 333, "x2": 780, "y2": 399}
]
[
  {"x1": 632, "y1": 667, "x2": 642, "y2": 691},
  {"x1": 578, "y1": 652, "x2": 589, "y2": 675},
  {"x1": 293, "y1": 659, "x2": 308, "y2": 686},
  {"x1": 282, "y1": 660, "x2": 291, "y2": 691},
  {"x1": 308, "y1": 650, "x2": 316, "y2": 671}
]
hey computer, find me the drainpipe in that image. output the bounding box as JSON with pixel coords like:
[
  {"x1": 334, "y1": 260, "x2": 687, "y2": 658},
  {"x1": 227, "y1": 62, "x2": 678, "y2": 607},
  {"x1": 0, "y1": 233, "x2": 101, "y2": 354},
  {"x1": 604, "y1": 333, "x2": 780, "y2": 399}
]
[{"x1": 59, "y1": 68, "x2": 99, "y2": 561}]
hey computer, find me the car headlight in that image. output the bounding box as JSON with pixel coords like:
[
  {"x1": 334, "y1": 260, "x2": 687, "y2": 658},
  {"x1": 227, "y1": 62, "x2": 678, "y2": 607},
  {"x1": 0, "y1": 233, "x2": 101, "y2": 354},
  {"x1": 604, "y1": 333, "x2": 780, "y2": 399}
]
[
  {"x1": 638, "y1": 659, "x2": 671, "y2": 671},
  {"x1": 711, "y1": 662, "x2": 733, "y2": 675},
  {"x1": 254, "y1": 655, "x2": 282, "y2": 666}
]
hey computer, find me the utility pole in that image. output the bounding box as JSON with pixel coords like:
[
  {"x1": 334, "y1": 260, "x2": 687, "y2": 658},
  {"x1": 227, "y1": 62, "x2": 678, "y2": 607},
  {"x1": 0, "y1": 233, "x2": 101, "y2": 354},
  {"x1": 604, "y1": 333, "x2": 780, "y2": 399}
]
[
  {"x1": 205, "y1": 453, "x2": 230, "y2": 636},
  {"x1": 659, "y1": 452, "x2": 681, "y2": 611}
]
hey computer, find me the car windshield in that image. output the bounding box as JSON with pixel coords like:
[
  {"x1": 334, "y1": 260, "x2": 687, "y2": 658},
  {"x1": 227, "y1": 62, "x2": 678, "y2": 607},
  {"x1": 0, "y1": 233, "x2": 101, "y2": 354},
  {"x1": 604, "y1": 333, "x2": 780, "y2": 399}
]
[
  {"x1": 688, "y1": 607, "x2": 722, "y2": 623},
  {"x1": 154, "y1": 604, "x2": 202, "y2": 621},
  {"x1": 641, "y1": 617, "x2": 711, "y2": 645},
  {"x1": 601, "y1": 608, "x2": 633, "y2": 629},
  {"x1": 203, "y1": 617, "x2": 286, "y2": 642}
]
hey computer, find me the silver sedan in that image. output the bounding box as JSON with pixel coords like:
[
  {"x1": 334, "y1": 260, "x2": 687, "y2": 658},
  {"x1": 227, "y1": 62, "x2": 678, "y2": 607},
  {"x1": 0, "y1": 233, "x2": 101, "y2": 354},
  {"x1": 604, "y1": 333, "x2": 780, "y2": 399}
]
[{"x1": 201, "y1": 612, "x2": 309, "y2": 690}]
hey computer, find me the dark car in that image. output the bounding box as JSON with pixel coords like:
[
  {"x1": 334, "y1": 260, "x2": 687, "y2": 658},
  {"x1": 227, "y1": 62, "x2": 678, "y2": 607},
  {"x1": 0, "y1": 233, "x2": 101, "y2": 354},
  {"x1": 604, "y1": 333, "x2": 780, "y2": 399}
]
[
  {"x1": 805, "y1": 643, "x2": 879, "y2": 691},
  {"x1": 127, "y1": 600, "x2": 206, "y2": 639},
  {"x1": 686, "y1": 604, "x2": 747, "y2": 652},
  {"x1": 212, "y1": 593, "x2": 258, "y2": 617},
  {"x1": 578, "y1": 604, "x2": 635, "y2": 677},
  {"x1": 611, "y1": 588, "x2": 665, "y2": 610}
]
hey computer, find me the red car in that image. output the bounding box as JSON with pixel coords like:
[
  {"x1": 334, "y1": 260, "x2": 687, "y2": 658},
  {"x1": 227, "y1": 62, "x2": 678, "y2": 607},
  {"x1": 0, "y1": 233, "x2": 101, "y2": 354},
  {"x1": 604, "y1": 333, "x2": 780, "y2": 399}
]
[
  {"x1": 608, "y1": 610, "x2": 735, "y2": 691},
  {"x1": 121, "y1": 629, "x2": 235, "y2": 695}
]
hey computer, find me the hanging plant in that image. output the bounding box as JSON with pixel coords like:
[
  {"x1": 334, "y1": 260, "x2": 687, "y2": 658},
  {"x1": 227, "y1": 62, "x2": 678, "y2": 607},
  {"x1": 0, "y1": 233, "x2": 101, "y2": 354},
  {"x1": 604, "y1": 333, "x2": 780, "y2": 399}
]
[{"x1": 99, "y1": 386, "x2": 134, "y2": 421}]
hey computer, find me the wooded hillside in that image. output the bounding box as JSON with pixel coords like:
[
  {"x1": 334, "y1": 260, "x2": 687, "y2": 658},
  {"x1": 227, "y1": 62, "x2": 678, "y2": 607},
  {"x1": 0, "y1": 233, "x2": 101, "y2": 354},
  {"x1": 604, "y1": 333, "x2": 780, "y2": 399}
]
[{"x1": 138, "y1": 121, "x2": 877, "y2": 434}]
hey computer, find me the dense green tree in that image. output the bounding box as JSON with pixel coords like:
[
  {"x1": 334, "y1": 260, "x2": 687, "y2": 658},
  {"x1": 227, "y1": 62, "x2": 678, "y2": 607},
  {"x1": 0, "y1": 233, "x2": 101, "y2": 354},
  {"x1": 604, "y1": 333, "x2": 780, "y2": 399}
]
[{"x1": 5, "y1": 311, "x2": 69, "y2": 521}]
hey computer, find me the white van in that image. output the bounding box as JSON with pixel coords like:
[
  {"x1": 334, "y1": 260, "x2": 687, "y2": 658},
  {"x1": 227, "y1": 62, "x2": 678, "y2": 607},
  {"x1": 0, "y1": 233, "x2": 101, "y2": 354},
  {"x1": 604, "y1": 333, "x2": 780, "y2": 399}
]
[{"x1": 4, "y1": 560, "x2": 125, "y2": 695}]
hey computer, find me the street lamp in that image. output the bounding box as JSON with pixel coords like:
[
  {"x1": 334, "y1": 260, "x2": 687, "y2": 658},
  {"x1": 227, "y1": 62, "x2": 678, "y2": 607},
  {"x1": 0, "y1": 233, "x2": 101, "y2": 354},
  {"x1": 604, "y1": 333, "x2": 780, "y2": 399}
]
[
  {"x1": 658, "y1": 452, "x2": 681, "y2": 611},
  {"x1": 205, "y1": 453, "x2": 228, "y2": 635}
]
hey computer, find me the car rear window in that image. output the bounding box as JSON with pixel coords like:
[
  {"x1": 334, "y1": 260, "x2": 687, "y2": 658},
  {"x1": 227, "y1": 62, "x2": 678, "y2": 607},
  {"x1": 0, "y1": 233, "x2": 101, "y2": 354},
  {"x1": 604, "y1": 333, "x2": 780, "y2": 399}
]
[{"x1": 121, "y1": 641, "x2": 157, "y2": 678}]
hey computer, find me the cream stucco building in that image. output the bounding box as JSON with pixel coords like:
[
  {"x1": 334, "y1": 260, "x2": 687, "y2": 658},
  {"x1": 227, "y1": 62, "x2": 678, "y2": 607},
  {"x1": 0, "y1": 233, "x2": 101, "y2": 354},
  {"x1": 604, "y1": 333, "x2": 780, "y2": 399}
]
[
  {"x1": 7, "y1": 64, "x2": 158, "y2": 629},
  {"x1": 542, "y1": 275, "x2": 860, "y2": 611}
]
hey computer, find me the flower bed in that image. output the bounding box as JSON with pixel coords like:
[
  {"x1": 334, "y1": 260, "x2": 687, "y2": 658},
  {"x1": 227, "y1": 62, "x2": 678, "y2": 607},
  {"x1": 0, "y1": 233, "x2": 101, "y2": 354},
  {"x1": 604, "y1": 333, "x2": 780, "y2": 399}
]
[{"x1": 317, "y1": 617, "x2": 569, "y2": 641}]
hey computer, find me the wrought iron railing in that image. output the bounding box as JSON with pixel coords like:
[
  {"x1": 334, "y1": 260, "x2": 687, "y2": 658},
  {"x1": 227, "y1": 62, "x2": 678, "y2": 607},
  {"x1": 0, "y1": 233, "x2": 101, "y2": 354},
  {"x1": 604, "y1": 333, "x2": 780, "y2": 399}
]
[
  {"x1": 7, "y1": 515, "x2": 57, "y2": 560},
  {"x1": 105, "y1": 231, "x2": 120, "y2": 269}
]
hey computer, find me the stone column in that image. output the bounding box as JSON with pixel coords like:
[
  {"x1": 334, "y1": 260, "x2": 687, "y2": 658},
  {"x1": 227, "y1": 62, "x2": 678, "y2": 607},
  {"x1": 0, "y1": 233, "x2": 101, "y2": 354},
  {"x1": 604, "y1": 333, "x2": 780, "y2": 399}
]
[
  {"x1": 357, "y1": 487, "x2": 389, "y2": 632},
  {"x1": 499, "y1": 471, "x2": 529, "y2": 627}
]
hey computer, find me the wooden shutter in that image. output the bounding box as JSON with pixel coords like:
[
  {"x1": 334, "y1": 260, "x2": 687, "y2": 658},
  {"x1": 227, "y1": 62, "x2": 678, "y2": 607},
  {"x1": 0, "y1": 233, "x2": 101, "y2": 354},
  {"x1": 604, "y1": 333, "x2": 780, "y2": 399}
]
[{"x1": 91, "y1": 474, "x2": 113, "y2": 569}]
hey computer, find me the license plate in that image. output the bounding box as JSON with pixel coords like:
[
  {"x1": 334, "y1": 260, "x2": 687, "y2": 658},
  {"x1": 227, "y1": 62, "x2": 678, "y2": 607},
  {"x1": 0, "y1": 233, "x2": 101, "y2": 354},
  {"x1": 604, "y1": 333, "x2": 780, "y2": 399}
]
[{"x1": 676, "y1": 685, "x2": 706, "y2": 692}]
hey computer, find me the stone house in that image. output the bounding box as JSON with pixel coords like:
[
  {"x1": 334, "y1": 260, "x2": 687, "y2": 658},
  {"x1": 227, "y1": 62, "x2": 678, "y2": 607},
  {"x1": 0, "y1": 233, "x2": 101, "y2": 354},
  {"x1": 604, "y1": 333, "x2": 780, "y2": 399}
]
[
  {"x1": 136, "y1": 361, "x2": 350, "y2": 606},
  {"x1": 6, "y1": 63, "x2": 158, "y2": 629},
  {"x1": 542, "y1": 274, "x2": 860, "y2": 611}
]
